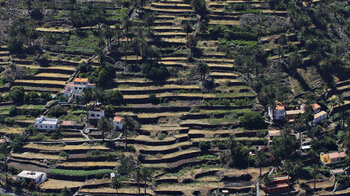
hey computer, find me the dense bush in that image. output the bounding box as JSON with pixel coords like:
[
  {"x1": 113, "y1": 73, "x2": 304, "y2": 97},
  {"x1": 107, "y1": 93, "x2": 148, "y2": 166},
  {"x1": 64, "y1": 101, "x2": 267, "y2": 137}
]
[
  {"x1": 199, "y1": 141, "x2": 211, "y2": 151},
  {"x1": 9, "y1": 106, "x2": 17, "y2": 116},
  {"x1": 149, "y1": 93, "x2": 160, "y2": 104},
  {"x1": 9, "y1": 87, "x2": 25, "y2": 104},
  {"x1": 141, "y1": 62, "x2": 169, "y2": 81},
  {"x1": 240, "y1": 111, "x2": 266, "y2": 129},
  {"x1": 47, "y1": 105, "x2": 67, "y2": 118}
]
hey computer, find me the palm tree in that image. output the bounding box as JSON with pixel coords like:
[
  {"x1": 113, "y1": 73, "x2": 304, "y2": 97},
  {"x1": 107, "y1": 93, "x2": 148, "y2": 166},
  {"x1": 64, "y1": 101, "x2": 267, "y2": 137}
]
[
  {"x1": 111, "y1": 173, "x2": 122, "y2": 195},
  {"x1": 132, "y1": 167, "x2": 142, "y2": 194},
  {"x1": 140, "y1": 167, "x2": 153, "y2": 195},
  {"x1": 182, "y1": 21, "x2": 193, "y2": 38},
  {"x1": 255, "y1": 150, "x2": 266, "y2": 177},
  {"x1": 310, "y1": 164, "x2": 320, "y2": 190},
  {"x1": 186, "y1": 34, "x2": 198, "y2": 60},
  {"x1": 102, "y1": 25, "x2": 114, "y2": 52},
  {"x1": 98, "y1": 117, "x2": 113, "y2": 141},
  {"x1": 122, "y1": 15, "x2": 132, "y2": 42},
  {"x1": 122, "y1": 116, "x2": 139, "y2": 151},
  {"x1": 196, "y1": 60, "x2": 209, "y2": 81},
  {"x1": 144, "y1": 13, "x2": 155, "y2": 34}
]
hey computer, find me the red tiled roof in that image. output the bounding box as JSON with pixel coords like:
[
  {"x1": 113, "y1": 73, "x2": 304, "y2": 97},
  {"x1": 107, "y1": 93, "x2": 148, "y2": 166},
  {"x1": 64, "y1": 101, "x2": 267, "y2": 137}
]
[
  {"x1": 275, "y1": 101, "x2": 285, "y2": 110},
  {"x1": 268, "y1": 130, "x2": 281, "y2": 137},
  {"x1": 114, "y1": 116, "x2": 123, "y2": 122},
  {"x1": 311, "y1": 104, "x2": 321, "y2": 110},
  {"x1": 328, "y1": 151, "x2": 346, "y2": 159},
  {"x1": 60, "y1": 121, "x2": 73, "y2": 126},
  {"x1": 74, "y1": 78, "x2": 88, "y2": 83}
]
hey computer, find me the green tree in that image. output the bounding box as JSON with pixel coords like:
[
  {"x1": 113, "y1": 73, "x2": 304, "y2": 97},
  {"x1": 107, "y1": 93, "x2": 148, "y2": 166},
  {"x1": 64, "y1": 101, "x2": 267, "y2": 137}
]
[
  {"x1": 186, "y1": 34, "x2": 198, "y2": 60},
  {"x1": 255, "y1": 150, "x2": 267, "y2": 177},
  {"x1": 9, "y1": 87, "x2": 25, "y2": 104},
  {"x1": 310, "y1": 164, "x2": 321, "y2": 190},
  {"x1": 111, "y1": 173, "x2": 122, "y2": 195},
  {"x1": 182, "y1": 21, "x2": 193, "y2": 38},
  {"x1": 47, "y1": 105, "x2": 67, "y2": 118},
  {"x1": 98, "y1": 117, "x2": 113, "y2": 141},
  {"x1": 140, "y1": 167, "x2": 153, "y2": 195},
  {"x1": 196, "y1": 61, "x2": 209, "y2": 81},
  {"x1": 122, "y1": 116, "x2": 140, "y2": 150}
]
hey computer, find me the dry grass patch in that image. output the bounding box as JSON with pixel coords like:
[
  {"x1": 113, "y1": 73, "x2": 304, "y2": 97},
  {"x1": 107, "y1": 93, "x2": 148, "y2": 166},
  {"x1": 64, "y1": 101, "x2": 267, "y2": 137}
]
[
  {"x1": 0, "y1": 127, "x2": 23, "y2": 134},
  {"x1": 40, "y1": 179, "x2": 84, "y2": 190},
  {"x1": 135, "y1": 141, "x2": 192, "y2": 151},
  {"x1": 79, "y1": 187, "x2": 154, "y2": 194},
  {"x1": 15, "y1": 80, "x2": 66, "y2": 85},
  {"x1": 11, "y1": 152, "x2": 65, "y2": 160},
  {"x1": 36, "y1": 27, "x2": 70, "y2": 33},
  {"x1": 63, "y1": 144, "x2": 109, "y2": 150},
  {"x1": 23, "y1": 143, "x2": 63, "y2": 151},
  {"x1": 35, "y1": 73, "x2": 71, "y2": 78}
]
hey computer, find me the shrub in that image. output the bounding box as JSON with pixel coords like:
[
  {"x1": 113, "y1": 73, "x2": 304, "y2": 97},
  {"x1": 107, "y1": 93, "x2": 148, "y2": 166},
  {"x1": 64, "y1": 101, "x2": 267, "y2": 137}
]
[
  {"x1": 59, "y1": 151, "x2": 68, "y2": 158},
  {"x1": 9, "y1": 87, "x2": 25, "y2": 104},
  {"x1": 9, "y1": 106, "x2": 17, "y2": 116},
  {"x1": 157, "y1": 133, "x2": 166, "y2": 140},
  {"x1": 47, "y1": 105, "x2": 67, "y2": 118},
  {"x1": 240, "y1": 111, "x2": 266, "y2": 129},
  {"x1": 149, "y1": 93, "x2": 160, "y2": 104},
  {"x1": 199, "y1": 141, "x2": 211, "y2": 151},
  {"x1": 141, "y1": 62, "x2": 169, "y2": 81},
  {"x1": 40, "y1": 92, "x2": 51, "y2": 101}
]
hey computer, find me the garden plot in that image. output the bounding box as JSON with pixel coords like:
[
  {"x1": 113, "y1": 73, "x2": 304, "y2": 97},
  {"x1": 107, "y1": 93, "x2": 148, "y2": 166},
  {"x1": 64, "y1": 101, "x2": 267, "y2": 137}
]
[{"x1": 11, "y1": 152, "x2": 66, "y2": 160}]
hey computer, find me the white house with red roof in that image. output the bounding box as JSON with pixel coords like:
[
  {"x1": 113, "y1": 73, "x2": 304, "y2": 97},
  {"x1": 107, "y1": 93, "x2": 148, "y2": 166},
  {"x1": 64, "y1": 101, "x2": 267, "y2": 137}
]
[
  {"x1": 113, "y1": 116, "x2": 124, "y2": 130},
  {"x1": 63, "y1": 78, "x2": 95, "y2": 97}
]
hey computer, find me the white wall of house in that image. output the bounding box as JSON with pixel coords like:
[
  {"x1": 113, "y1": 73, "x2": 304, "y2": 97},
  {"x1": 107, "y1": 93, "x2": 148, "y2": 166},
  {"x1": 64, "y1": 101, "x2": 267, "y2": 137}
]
[
  {"x1": 113, "y1": 121, "x2": 123, "y2": 130},
  {"x1": 88, "y1": 110, "x2": 105, "y2": 120}
]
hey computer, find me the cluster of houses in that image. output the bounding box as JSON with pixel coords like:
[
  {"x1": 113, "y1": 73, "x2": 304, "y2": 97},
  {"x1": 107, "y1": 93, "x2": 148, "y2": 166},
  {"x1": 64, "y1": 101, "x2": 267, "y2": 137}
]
[
  {"x1": 268, "y1": 101, "x2": 327, "y2": 125},
  {"x1": 34, "y1": 105, "x2": 123, "y2": 131}
]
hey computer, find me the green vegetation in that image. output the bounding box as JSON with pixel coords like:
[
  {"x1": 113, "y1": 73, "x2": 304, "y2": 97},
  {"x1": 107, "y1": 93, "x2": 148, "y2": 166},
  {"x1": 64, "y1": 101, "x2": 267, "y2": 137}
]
[{"x1": 50, "y1": 169, "x2": 113, "y2": 176}]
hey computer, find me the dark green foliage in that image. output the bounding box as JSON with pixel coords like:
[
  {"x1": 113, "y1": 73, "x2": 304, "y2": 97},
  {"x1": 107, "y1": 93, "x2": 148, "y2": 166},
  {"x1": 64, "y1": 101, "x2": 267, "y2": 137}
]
[
  {"x1": 24, "y1": 91, "x2": 39, "y2": 102},
  {"x1": 118, "y1": 155, "x2": 136, "y2": 176},
  {"x1": 69, "y1": 4, "x2": 106, "y2": 27},
  {"x1": 141, "y1": 62, "x2": 169, "y2": 81},
  {"x1": 199, "y1": 141, "x2": 211, "y2": 151},
  {"x1": 11, "y1": 135, "x2": 25, "y2": 151},
  {"x1": 103, "y1": 90, "x2": 124, "y2": 105},
  {"x1": 240, "y1": 111, "x2": 266, "y2": 129},
  {"x1": 9, "y1": 87, "x2": 25, "y2": 104},
  {"x1": 9, "y1": 106, "x2": 17, "y2": 116},
  {"x1": 149, "y1": 93, "x2": 160, "y2": 104},
  {"x1": 97, "y1": 64, "x2": 115, "y2": 87},
  {"x1": 47, "y1": 105, "x2": 67, "y2": 118},
  {"x1": 61, "y1": 187, "x2": 72, "y2": 196},
  {"x1": 40, "y1": 92, "x2": 52, "y2": 101},
  {"x1": 270, "y1": 129, "x2": 299, "y2": 162},
  {"x1": 311, "y1": 136, "x2": 338, "y2": 153}
]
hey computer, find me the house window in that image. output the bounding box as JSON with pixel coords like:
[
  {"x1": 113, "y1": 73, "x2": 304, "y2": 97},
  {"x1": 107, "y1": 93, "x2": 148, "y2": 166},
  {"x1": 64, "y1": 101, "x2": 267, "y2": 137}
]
[
  {"x1": 97, "y1": 114, "x2": 100, "y2": 117},
  {"x1": 50, "y1": 126, "x2": 52, "y2": 128}
]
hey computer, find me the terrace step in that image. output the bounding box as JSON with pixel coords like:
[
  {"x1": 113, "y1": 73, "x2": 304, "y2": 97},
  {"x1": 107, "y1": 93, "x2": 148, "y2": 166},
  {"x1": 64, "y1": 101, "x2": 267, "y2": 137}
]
[
  {"x1": 130, "y1": 134, "x2": 190, "y2": 146},
  {"x1": 14, "y1": 80, "x2": 65, "y2": 89},
  {"x1": 140, "y1": 149, "x2": 202, "y2": 164},
  {"x1": 137, "y1": 141, "x2": 193, "y2": 155},
  {"x1": 145, "y1": 6, "x2": 194, "y2": 14},
  {"x1": 151, "y1": 2, "x2": 192, "y2": 10},
  {"x1": 116, "y1": 84, "x2": 200, "y2": 95}
]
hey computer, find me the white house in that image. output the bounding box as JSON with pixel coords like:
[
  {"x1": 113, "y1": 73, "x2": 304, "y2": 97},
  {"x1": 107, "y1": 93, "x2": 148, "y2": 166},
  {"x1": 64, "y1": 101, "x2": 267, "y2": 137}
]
[
  {"x1": 88, "y1": 107, "x2": 105, "y2": 120},
  {"x1": 16, "y1": 171, "x2": 47, "y2": 185},
  {"x1": 113, "y1": 116, "x2": 124, "y2": 130},
  {"x1": 313, "y1": 110, "x2": 327, "y2": 124},
  {"x1": 268, "y1": 101, "x2": 286, "y2": 120},
  {"x1": 63, "y1": 78, "x2": 95, "y2": 97},
  {"x1": 35, "y1": 116, "x2": 58, "y2": 130}
]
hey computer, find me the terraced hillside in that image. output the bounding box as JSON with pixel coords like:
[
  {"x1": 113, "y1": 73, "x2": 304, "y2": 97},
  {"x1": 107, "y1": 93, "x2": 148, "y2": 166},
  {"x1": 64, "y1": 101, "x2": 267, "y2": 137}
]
[{"x1": 1, "y1": 0, "x2": 350, "y2": 195}]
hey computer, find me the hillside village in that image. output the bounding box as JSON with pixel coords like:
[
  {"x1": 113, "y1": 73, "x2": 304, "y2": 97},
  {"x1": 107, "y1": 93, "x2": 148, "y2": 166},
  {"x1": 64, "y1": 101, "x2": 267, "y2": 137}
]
[{"x1": 0, "y1": 0, "x2": 350, "y2": 195}]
